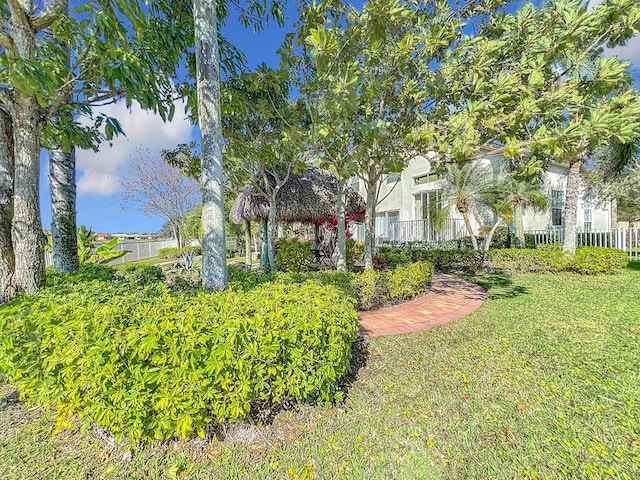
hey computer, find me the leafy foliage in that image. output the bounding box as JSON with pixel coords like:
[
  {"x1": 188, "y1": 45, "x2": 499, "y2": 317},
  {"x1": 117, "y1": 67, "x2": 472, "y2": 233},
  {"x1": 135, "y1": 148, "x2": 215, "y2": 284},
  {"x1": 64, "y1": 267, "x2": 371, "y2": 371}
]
[
  {"x1": 0, "y1": 268, "x2": 358, "y2": 442},
  {"x1": 114, "y1": 264, "x2": 165, "y2": 287},
  {"x1": 157, "y1": 246, "x2": 202, "y2": 260},
  {"x1": 275, "y1": 238, "x2": 313, "y2": 273},
  {"x1": 571, "y1": 247, "x2": 629, "y2": 275},
  {"x1": 73, "y1": 226, "x2": 128, "y2": 264},
  {"x1": 345, "y1": 239, "x2": 364, "y2": 269},
  {"x1": 386, "y1": 262, "x2": 434, "y2": 303},
  {"x1": 487, "y1": 247, "x2": 628, "y2": 274},
  {"x1": 377, "y1": 247, "x2": 485, "y2": 274}
]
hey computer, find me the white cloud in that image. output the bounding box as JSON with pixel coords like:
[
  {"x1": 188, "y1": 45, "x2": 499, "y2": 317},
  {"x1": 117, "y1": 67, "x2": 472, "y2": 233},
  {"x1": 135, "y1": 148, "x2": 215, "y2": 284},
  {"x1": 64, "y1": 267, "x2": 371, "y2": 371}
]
[
  {"x1": 76, "y1": 102, "x2": 194, "y2": 196},
  {"x1": 609, "y1": 35, "x2": 640, "y2": 66},
  {"x1": 587, "y1": 0, "x2": 640, "y2": 66}
]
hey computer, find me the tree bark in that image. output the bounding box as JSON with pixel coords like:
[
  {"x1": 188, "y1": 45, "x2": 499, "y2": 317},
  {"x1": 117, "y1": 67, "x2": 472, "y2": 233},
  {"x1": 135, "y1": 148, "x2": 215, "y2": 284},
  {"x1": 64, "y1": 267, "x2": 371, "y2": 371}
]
[
  {"x1": 49, "y1": 146, "x2": 79, "y2": 273},
  {"x1": 363, "y1": 178, "x2": 377, "y2": 270},
  {"x1": 483, "y1": 218, "x2": 503, "y2": 252},
  {"x1": 563, "y1": 159, "x2": 582, "y2": 255},
  {"x1": 0, "y1": 109, "x2": 17, "y2": 303},
  {"x1": 194, "y1": 0, "x2": 227, "y2": 290},
  {"x1": 267, "y1": 199, "x2": 277, "y2": 272},
  {"x1": 12, "y1": 103, "x2": 46, "y2": 294},
  {"x1": 513, "y1": 203, "x2": 525, "y2": 248},
  {"x1": 244, "y1": 220, "x2": 252, "y2": 268},
  {"x1": 462, "y1": 211, "x2": 479, "y2": 251},
  {"x1": 336, "y1": 178, "x2": 347, "y2": 272}
]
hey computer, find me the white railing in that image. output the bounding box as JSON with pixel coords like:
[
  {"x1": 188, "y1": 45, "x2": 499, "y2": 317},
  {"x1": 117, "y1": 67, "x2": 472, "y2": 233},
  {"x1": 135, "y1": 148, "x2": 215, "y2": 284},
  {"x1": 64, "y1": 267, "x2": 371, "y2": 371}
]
[
  {"x1": 525, "y1": 227, "x2": 639, "y2": 261},
  {"x1": 377, "y1": 218, "x2": 469, "y2": 246},
  {"x1": 45, "y1": 239, "x2": 178, "y2": 267}
]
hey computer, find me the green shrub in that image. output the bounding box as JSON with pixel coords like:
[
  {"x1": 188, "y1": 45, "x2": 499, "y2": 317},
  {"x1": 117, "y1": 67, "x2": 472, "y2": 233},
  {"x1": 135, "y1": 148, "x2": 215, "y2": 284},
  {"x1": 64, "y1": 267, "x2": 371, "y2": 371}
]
[
  {"x1": 157, "y1": 246, "x2": 202, "y2": 260},
  {"x1": 345, "y1": 239, "x2": 364, "y2": 269},
  {"x1": 353, "y1": 269, "x2": 389, "y2": 310},
  {"x1": 571, "y1": 247, "x2": 628, "y2": 274},
  {"x1": 486, "y1": 249, "x2": 570, "y2": 273},
  {"x1": 524, "y1": 234, "x2": 536, "y2": 249},
  {"x1": 387, "y1": 262, "x2": 434, "y2": 302},
  {"x1": 115, "y1": 264, "x2": 165, "y2": 287},
  {"x1": 376, "y1": 247, "x2": 412, "y2": 269},
  {"x1": 0, "y1": 279, "x2": 357, "y2": 442},
  {"x1": 227, "y1": 266, "x2": 273, "y2": 290},
  {"x1": 377, "y1": 247, "x2": 483, "y2": 274},
  {"x1": 275, "y1": 238, "x2": 313, "y2": 273},
  {"x1": 487, "y1": 225, "x2": 512, "y2": 249}
]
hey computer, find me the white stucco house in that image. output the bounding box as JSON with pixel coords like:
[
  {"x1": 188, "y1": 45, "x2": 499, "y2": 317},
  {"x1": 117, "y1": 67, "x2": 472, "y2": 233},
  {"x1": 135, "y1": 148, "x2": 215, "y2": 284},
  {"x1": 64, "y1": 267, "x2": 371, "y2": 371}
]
[{"x1": 351, "y1": 151, "x2": 616, "y2": 245}]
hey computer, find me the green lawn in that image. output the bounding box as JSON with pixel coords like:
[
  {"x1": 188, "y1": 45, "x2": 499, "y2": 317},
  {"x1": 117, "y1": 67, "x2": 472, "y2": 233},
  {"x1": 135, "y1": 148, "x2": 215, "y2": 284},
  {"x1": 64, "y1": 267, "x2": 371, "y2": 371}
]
[{"x1": 1, "y1": 268, "x2": 639, "y2": 479}]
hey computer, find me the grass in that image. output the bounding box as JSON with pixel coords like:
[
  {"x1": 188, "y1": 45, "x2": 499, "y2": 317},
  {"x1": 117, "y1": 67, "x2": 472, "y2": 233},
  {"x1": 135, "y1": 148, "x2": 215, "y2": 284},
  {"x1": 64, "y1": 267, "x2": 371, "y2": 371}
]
[{"x1": 2, "y1": 268, "x2": 640, "y2": 479}]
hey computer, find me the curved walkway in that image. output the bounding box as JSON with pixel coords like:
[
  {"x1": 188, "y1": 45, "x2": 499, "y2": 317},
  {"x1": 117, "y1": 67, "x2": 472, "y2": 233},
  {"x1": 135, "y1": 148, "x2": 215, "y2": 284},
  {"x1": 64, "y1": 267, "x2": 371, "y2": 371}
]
[{"x1": 358, "y1": 273, "x2": 487, "y2": 337}]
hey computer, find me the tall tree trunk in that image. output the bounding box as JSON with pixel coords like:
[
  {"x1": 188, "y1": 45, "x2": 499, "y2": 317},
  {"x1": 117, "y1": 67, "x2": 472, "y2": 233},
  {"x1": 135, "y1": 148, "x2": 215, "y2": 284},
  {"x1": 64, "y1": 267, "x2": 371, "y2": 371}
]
[
  {"x1": 0, "y1": 109, "x2": 17, "y2": 303},
  {"x1": 462, "y1": 211, "x2": 479, "y2": 251},
  {"x1": 513, "y1": 203, "x2": 525, "y2": 248},
  {"x1": 563, "y1": 159, "x2": 582, "y2": 255},
  {"x1": 483, "y1": 218, "x2": 503, "y2": 252},
  {"x1": 244, "y1": 220, "x2": 252, "y2": 268},
  {"x1": 48, "y1": 0, "x2": 78, "y2": 274},
  {"x1": 12, "y1": 103, "x2": 46, "y2": 294},
  {"x1": 194, "y1": 0, "x2": 227, "y2": 290},
  {"x1": 336, "y1": 178, "x2": 347, "y2": 272},
  {"x1": 49, "y1": 146, "x2": 79, "y2": 273},
  {"x1": 260, "y1": 218, "x2": 269, "y2": 272},
  {"x1": 267, "y1": 199, "x2": 277, "y2": 272},
  {"x1": 363, "y1": 181, "x2": 377, "y2": 270}
]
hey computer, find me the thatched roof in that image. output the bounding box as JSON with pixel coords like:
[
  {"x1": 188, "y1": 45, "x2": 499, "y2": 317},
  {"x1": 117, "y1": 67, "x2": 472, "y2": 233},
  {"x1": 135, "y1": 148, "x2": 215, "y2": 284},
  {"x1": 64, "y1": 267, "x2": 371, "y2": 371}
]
[{"x1": 230, "y1": 168, "x2": 365, "y2": 224}]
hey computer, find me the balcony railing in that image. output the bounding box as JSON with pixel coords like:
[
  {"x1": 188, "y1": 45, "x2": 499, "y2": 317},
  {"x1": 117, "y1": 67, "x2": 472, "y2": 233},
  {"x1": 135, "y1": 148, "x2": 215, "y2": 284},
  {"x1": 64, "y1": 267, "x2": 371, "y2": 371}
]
[{"x1": 376, "y1": 218, "x2": 469, "y2": 246}]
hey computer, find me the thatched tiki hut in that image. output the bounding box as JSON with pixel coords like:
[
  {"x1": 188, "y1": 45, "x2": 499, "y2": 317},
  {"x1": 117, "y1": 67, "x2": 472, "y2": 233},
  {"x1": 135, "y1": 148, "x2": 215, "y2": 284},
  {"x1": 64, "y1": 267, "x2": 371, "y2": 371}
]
[{"x1": 230, "y1": 168, "x2": 365, "y2": 269}]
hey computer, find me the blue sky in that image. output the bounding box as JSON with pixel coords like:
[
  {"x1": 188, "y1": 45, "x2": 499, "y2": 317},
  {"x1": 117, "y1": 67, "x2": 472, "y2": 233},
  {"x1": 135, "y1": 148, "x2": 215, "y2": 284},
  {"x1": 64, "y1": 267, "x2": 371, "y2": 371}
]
[{"x1": 38, "y1": 0, "x2": 640, "y2": 234}]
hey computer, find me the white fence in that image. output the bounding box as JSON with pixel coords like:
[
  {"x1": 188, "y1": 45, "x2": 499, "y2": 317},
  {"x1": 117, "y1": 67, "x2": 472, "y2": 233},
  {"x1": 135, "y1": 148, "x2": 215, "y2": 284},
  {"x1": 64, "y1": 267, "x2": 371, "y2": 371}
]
[
  {"x1": 45, "y1": 239, "x2": 178, "y2": 267},
  {"x1": 383, "y1": 218, "x2": 469, "y2": 246},
  {"x1": 525, "y1": 227, "x2": 639, "y2": 261}
]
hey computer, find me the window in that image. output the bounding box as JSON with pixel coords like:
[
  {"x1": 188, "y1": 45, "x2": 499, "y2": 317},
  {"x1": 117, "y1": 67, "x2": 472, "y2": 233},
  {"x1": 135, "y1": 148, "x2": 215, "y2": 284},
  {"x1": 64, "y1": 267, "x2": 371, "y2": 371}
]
[
  {"x1": 413, "y1": 172, "x2": 440, "y2": 185},
  {"x1": 414, "y1": 190, "x2": 443, "y2": 220},
  {"x1": 386, "y1": 172, "x2": 401, "y2": 184},
  {"x1": 583, "y1": 196, "x2": 592, "y2": 231},
  {"x1": 551, "y1": 190, "x2": 564, "y2": 227},
  {"x1": 375, "y1": 211, "x2": 399, "y2": 237}
]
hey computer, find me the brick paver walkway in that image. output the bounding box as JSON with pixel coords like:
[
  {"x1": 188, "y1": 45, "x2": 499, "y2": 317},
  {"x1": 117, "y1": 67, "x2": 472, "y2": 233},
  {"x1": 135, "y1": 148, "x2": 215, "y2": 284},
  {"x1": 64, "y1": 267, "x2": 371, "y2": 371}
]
[{"x1": 358, "y1": 273, "x2": 486, "y2": 337}]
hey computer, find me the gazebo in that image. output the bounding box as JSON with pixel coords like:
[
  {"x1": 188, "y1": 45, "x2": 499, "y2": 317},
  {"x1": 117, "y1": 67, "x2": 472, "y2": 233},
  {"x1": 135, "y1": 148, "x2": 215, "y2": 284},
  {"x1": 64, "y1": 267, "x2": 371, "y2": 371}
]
[{"x1": 230, "y1": 168, "x2": 365, "y2": 268}]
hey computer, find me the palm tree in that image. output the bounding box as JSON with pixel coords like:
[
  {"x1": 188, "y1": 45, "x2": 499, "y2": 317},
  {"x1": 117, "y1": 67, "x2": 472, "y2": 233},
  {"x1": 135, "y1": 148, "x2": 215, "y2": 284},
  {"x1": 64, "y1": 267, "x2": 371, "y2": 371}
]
[
  {"x1": 502, "y1": 176, "x2": 549, "y2": 248},
  {"x1": 194, "y1": 0, "x2": 227, "y2": 290},
  {"x1": 438, "y1": 161, "x2": 497, "y2": 251}
]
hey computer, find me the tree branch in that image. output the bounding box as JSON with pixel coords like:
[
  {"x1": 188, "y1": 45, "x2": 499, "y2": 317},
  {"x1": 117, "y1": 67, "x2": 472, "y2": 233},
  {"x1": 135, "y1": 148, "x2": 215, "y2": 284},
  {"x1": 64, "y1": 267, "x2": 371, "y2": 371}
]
[
  {"x1": 6, "y1": 0, "x2": 30, "y2": 31},
  {"x1": 31, "y1": 0, "x2": 67, "y2": 32}
]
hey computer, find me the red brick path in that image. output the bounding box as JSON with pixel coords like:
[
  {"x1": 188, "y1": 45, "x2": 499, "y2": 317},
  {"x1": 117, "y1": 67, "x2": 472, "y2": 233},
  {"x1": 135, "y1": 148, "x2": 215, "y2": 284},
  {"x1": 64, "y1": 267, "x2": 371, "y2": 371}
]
[{"x1": 358, "y1": 273, "x2": 486, "y2": 337}]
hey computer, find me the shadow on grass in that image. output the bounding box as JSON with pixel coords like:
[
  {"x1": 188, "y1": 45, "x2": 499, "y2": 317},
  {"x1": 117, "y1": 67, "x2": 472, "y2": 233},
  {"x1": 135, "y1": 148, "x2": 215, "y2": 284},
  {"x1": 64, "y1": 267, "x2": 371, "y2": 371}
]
[{"x1": 461, "y1": 271, "x2": 529, "y2": 300}]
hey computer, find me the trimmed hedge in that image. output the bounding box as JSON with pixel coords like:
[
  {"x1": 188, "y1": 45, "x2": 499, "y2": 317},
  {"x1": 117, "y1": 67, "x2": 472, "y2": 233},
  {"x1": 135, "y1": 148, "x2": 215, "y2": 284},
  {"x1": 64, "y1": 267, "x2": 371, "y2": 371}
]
[
  {"x1": 571, "y1": 247, "x2": 628, "y2": 274},
  {"x1": 275, "y1": 261, "x2": 434, "y2": 311},
  {"x1": 0, "y1": 269, "x2": 358, "y2": 442},
  {"x1": 377, "y1": 247, "x2": 484, "y2": 274},
  {"x1": 157, "y1": 246, "x2": 202, "y2": 260},
  {"x1": 487, "y1": 247, "x2": 628, "y2": 274},
  {"x1": 486, "y1": 248, "x2": 570, "y2": 273}
]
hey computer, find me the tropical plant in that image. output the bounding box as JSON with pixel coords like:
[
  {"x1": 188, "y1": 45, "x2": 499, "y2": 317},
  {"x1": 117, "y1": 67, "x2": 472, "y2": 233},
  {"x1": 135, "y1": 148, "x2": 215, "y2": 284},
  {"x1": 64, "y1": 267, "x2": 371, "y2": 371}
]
[
  {"x1": 436, "y1": 162, "x2": 498, "y2": 251},
  {"x1": 433, "y1": 0, "x2": 640, "y2": 254},
  {"x1": 62, "y1": 226, "x2": 129, "y2": 265}
]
